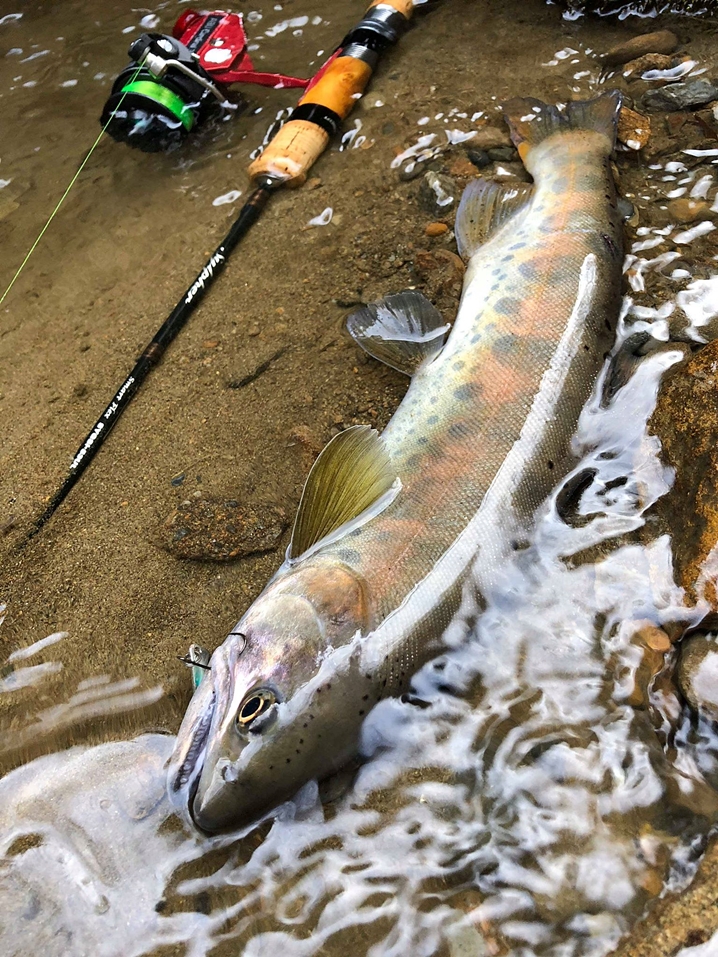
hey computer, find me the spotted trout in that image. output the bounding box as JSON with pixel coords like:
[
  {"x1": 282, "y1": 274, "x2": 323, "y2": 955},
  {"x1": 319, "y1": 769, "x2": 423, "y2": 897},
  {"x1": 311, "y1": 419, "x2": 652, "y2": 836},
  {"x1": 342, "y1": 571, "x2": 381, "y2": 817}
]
[{"x1": 169, "y1": 92, "x2": 624, "y2": 832}]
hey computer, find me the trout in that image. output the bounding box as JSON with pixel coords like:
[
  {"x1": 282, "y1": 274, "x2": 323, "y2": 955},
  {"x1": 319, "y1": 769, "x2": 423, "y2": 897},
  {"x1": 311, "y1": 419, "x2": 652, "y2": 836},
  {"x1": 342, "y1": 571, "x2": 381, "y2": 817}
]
[{"x1": 169, "y1": 92, "x2": 624, "y2": 832}]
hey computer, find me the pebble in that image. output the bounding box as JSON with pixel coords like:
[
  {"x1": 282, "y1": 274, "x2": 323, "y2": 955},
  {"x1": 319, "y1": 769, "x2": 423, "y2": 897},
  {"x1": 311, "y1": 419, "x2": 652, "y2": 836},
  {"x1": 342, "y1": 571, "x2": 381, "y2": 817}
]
[
  {"x1": 448, "y1": 156, "x2": 479, "y2": 178},
  {"x1": 643, "y1": 79, "x2": 718, "y2": 112},
  {"x1": 487, "y1": 145, "x2": 518, "y2": 163},
  {"x1": 425, "y1": 222, "x2": 449, "y2": 237},
  {"x1": 667, "y1": 197, "x2": 712, "y2": 223},
  {"x1": 159, "y1": 498, "x2": 288, "y2": 561},
  {"x1": 618, "y1": 106, "x2": 651, "y2": 150},
  {"x1": 466, "y1": 148, "x2": 491, "y2": 170},
  {"x1": 677, "y1": 632, "x2": 718, "y2": 720},
  {"x1": 418, "y1": 171, "x2": 457, "y2": 214},
  {"x1": 602, "y1": 29, "x2": 679, "y2": 67},
  {"x1": 413, "y1": 248, "x2": 465, "y2": 316},
  {"x1": 470, "y1": 126, "x2": 512, "y2": 150}
]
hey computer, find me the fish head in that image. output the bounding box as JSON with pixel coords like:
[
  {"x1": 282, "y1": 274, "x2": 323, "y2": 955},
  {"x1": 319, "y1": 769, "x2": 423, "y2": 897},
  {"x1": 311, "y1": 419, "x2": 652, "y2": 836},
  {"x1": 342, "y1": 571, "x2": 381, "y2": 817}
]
[{"x1": 168, "y1": 559, "x2": 372, "y2": 833}]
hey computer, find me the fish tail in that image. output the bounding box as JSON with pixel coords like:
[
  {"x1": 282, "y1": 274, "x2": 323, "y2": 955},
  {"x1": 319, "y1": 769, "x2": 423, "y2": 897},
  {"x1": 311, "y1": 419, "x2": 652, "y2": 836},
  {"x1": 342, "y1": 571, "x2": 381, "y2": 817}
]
[{"x1": 502, "y1": 91, "x2": 622, "y2": 164}]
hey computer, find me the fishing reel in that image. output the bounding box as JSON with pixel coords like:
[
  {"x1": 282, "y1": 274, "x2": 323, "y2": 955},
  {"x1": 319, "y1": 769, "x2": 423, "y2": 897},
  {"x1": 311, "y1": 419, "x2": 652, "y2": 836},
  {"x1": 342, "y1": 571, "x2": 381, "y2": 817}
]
[{"x1": 100, "y1": 9, "x2": 309, "y2": 152}]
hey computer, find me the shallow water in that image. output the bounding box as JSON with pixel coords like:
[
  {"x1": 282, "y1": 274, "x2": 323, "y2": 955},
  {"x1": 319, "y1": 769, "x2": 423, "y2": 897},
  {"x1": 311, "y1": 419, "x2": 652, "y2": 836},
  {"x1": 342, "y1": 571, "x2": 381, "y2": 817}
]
[{"x1": 3, "y1": 0, "x2": 718, "y2": 955}]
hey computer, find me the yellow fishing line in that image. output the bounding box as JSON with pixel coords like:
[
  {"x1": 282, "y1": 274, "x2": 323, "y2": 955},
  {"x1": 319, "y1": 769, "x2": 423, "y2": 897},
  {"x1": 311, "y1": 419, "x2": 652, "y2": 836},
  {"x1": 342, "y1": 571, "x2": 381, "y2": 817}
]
[{"x1": 0, "y1": 66, "x2": 143, "y2": 307}]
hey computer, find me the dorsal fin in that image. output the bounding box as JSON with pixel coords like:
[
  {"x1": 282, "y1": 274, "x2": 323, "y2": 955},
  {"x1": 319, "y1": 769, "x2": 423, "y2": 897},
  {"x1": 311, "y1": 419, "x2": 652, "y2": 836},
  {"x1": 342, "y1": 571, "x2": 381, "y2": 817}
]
[
  {"x1": 455, "y1": 179, "x2": 533, "y2": 261},
  {"x1": 347, "y1": 290, "x2": 450, "y2": 377},
  {"x1": 289, "y1": 425, "x2": 396, "y2": 559}
]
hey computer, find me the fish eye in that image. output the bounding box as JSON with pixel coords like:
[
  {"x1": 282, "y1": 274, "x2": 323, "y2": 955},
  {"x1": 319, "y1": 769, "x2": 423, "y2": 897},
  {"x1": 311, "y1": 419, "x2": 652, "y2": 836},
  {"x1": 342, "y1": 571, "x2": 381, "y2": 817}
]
[{"x1": 236, "y1": 687, "x2": 276, "y2": 729}]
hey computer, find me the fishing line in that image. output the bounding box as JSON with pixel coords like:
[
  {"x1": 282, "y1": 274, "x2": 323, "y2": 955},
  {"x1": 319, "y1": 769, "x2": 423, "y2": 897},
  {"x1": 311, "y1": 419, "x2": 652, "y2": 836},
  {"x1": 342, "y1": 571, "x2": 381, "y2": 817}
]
[{"x1": 0, "y1": 65, "x2": 144, "y2": 308}]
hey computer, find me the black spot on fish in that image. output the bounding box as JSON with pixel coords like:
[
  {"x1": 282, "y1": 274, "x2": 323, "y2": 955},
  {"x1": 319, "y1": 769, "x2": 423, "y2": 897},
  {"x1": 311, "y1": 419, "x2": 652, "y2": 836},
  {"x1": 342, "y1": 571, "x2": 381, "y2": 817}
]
[
  {"x1": 494, "y1": 297, "x2": 520, "y2": 316},
  {"x1": 601, "y1": 232, "x2": 621, "y2": 261},
  {"x1": 417, "y1": 436, "x2": 428, "y2": 445},
  {"x1": 494, "y1": 334, "x2": 517, "y2": 354},
  {"x1": 548, "y1": 460, "x2": 554, "y2": 470},
  {"x1": 454, "y1": 384, "x2": 474, "y2": 401},
  {"x1": 337, "y1": 548, "x2": 361, "y2": 564},
  {"x1": 362, "y1": 694, "x2": 369, "y2": 701},
  {"x1": 448, "y1": 422, "x2": 471, "y2": 439},
  {"x1": 286, "y1": 758, "x2": 291, "y2": 764},
  {"x1": 359, "y1": 710, "x2": 365, "y2": 716}
]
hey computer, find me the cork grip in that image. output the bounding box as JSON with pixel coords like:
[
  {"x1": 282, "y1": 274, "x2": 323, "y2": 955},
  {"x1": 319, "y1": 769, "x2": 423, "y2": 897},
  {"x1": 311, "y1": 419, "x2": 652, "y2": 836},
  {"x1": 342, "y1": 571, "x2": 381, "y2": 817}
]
[{"x1": 248, "y1": 0, "x2": 413, "y2": 187}]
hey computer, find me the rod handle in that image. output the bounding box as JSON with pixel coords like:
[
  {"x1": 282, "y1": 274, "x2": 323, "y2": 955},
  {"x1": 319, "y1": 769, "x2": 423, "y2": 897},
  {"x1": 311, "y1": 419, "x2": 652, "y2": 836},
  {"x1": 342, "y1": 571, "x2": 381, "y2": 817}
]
[{"x1": 249, "y1": 56, "x2": 371, "y2": 187}]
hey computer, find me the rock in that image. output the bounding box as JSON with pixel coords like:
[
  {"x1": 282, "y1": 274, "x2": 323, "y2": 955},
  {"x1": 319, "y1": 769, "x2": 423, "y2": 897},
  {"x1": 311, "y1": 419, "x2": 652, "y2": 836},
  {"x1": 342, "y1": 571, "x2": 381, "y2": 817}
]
[
  {"x1": 418, "y1": 171, "x2": 457, "y2": 214},
  {"x1": 677, "y1": 632, "x2": 718, "y2": 719},
  {"x1": 466, "y1": 148, "x2": 491, "y2": 170},
  {"x1": 471, "y1": 126, "x2": 512, "y2": 150},
  {"x1": 487, "y1": 146, "x2": 518, "y2": 163},
  {"x1": 425, "y1": 222, "x2": 449, "y2": 237},
  {"x1": 413, "y1": 249, "x2": 465, "y2": 316},
  {"x1": 622, "y1": 53, "x2": 674, "y2": 79},
  {"x1": 617, "y1": 106, "x2": 651, "y2": 150},
  {"x1": 649, "y1": 339, "x2": 718, "y2": 606},
  {"x1": 602, "y1": 30, "x2": 679, "y2": 68},
  {"x1": 159, "y1": 498, "x2": 287, "y2": 561},
  {"x1": 448, "y1": 156, "x2": 478, "y2": 179},
  {"x1": 625, "y1": 623, "x2": 672, "y2": 708},
  {"x1": 643, "y1": 79, "x2": 718, "y2": 113},
  {"x1": 667, "y1": 197, "x2": 712, "y2": 223}
]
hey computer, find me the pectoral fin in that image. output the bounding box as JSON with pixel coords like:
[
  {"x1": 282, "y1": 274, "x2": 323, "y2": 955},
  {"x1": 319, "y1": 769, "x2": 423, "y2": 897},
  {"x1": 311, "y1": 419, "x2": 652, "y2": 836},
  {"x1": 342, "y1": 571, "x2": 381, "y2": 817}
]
[
  {"x1": 290, "y1": 425, "x2": 396, "y2": 559},
  {"x1": 455, "y1": 179, "x2": 533, "y2": 260},
  {"x1": 347, "y1": 290, "x2": 450, "y2": 377}
]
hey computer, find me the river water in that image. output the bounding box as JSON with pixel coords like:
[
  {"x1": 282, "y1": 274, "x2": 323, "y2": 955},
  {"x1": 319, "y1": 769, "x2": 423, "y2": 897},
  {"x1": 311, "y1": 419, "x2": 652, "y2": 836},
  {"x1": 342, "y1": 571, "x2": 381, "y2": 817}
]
[{"x1": 2, "y1": 1, "x2": 718, "y2": 956}]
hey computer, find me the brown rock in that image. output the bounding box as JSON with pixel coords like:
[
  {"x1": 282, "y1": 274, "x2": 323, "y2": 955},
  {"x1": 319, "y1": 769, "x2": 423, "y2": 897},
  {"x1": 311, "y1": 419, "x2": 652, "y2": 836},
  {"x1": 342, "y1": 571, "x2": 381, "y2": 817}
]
[
  {"x1": 667, "y1": 197, "x2": 712, "y2": 223},
  {"x1": 413, "y1": 249, "x2": 465, "y2": 317},
  {"x1": 448, "y1": 156, "x2": 479, "y2": 179},
  {"x1": 602, "y1": 30, "x2": 679, "y2": 68},
  {"x1": 159, "y1": 498, "x2": 288, "y2": 561},
  {"x1": 650, "y1": 340, "x2": 718, "y2": 606},
  {"x1": 664, "y1": 111, "x2": 690, "y2": 136},
  {"x1": 618, "y1": 106, "x2": 651, "y2": 150},
  {"x1": 471, "y1": 126, "x2": 512, "y2": 150},
  {"x1": 622, "y1": 53, "x2": 674, "y2": 79},
  {"x1": 425, "y1": 222, "x2": 449, "y2": 237},
  {"x1": 636, "y1": 622, "x2": 673, "y2": 652}
]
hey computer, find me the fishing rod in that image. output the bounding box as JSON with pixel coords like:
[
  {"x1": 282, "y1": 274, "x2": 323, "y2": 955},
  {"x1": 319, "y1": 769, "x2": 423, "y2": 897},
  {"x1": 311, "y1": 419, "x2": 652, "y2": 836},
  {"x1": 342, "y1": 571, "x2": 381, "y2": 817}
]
[{"x1": 24, "y1": 0, "x2": 417, "y2": 541}]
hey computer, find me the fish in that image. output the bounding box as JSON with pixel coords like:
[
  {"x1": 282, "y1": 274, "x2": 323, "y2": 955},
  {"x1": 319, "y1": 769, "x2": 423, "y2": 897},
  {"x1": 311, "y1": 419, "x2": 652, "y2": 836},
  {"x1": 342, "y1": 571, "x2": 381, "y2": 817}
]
[{"x1": 168, "y1": 91, "x2": 625, "y2": 832}]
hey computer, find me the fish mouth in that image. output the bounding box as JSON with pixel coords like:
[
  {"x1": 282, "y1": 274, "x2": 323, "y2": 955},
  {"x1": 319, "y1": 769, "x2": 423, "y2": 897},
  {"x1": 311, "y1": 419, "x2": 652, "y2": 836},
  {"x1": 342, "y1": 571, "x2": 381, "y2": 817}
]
[
  {"x1": 168, "y1": 645, "x2": 233, "y2": 809},
  {"x1": 168, "y1": 678, "x2": 216, "y2": 802}
]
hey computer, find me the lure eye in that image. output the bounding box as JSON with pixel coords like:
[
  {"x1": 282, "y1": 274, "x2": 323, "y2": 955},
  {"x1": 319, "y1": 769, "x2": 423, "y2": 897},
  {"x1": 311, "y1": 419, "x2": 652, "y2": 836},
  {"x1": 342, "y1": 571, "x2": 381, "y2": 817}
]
[{"x1": 236, "y1": 688, "x2": 276, "y2": 729}]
